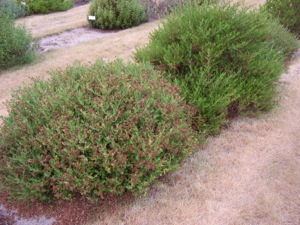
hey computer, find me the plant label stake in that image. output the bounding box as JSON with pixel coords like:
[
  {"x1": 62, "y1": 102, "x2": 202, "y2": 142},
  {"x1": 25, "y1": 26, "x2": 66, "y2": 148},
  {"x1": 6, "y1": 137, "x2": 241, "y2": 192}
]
[{"x1": 88, "y1": 15, "x2": 96, "y2": 21}]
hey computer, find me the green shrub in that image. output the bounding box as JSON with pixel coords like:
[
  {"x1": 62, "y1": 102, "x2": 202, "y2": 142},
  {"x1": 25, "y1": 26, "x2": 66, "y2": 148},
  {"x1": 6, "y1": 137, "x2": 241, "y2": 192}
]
[
  {"x1": 135, "y1": 2, "x2": 299, "y2": 135},
  {"x1": 19, "y1": 0, "x2": 73, "y2": 15},
  {"x1": 0, "y1": 60, "x2": 199, "y2": 201},
  {"x1": 0, "y1": 10, "x2": 35, "y2": 70},
  {"x1": 88, "y1": 0, "x2": 148, "y2": 29},
  {"x1": 0, "y1": 0, "x2": 27, "y2": 18},
  {"x1": 262, "y1": 12, "x2": 300, "y2": 57},
  {"x1": 265, "y1": 0, "x2": 300, "y2": 38}
]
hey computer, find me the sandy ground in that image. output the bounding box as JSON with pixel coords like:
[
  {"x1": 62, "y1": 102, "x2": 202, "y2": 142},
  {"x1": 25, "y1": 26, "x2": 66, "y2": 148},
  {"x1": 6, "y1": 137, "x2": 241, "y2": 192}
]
[
  {"x1": 15, "y1": 4, "x2": 90, "y2": 38},
  {"x1": 38, "y1": 28, "x2": 118, "y2": 52},
  {"x1": 1, "y1": 0, "x2": 300, "y2": 224}
]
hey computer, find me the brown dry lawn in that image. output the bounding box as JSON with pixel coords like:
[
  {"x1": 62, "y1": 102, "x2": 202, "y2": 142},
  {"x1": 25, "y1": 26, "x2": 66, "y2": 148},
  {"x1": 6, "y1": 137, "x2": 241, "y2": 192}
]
[
  {"x1": 15, "y1": 4, "x2": 90, "y2": 38},
  {"x1": 1, "y1": 1, "x2": 300, "y2": 225}
]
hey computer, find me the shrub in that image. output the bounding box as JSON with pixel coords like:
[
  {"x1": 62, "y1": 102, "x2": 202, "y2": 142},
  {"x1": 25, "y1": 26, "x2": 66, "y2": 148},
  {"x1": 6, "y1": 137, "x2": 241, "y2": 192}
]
[
  {"x1": 19, "y1": 0, "x2": 73, "y2": 15},
  {"x1": 135, "y1": 1, "x2": 299, "y2": 135},
  {"x1": 0, "y1": 10, "x2": 36, "y2": 70},
  {"x1": 261, "y1": 11, "x2": 300, "y2": 57},
  {"x1": 0, "y1": 0, "x2": 27, "y2": 18},
  {"x1": 88, "y1": 0, "x2": 148, "y2": 29},
  {"x1": 265, "y1": 0, "x2": 300, "y2": 38},
  {"x1": 0, "y1": 60, "x2": 199, "y2": 201}
]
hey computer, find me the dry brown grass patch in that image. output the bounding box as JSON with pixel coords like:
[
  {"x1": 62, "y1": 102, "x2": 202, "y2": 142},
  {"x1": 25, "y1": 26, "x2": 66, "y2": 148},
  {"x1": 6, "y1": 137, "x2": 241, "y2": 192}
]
[{"x1": 15, "y1": 4, "x2": 90, "y2": 38}]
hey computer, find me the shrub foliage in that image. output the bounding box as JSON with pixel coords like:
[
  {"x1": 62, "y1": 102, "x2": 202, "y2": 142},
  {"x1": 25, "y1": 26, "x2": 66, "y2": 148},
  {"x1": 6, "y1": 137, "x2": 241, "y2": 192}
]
[
  {"x1": 88, "y1": 0, "x2": 148, "y2": 29},
  {"x1": 0, "y1": 10, "x2": 35, "y2": 70},
  {"x1": 19, "y1": 0, "x2": 73, "y2": 15},
  {"x1": 265, "y1": 0, "x2": 300, "y2": 38},
  {"x1": 135, "y1": 1, "x2": 299, "y2": 134},
  {"x1": 0, "y1": 0, "x2": 27, "y2": 18},
  {"x1": 0, "y1": 60, "x2": 199, "y2": 201}
]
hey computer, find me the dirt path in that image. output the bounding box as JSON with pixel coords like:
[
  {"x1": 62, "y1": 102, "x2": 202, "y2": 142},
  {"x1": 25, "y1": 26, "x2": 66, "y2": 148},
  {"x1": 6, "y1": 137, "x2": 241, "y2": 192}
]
[
  {"x1": 16, "y1": 4, "x2": 90, "y2": 38},
  {"x1": 38, "y1": 28, "x2": 118, "y2": 52}
]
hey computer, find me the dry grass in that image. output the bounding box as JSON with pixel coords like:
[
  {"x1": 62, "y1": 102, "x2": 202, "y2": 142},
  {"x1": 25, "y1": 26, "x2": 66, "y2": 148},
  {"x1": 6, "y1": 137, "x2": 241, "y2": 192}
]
[
  {"x1": 1, "y1": 0, "x2": 300, "y2": 224},
  {"x1": 15, "y1": 4, "x2": 90, "y2": 38}
]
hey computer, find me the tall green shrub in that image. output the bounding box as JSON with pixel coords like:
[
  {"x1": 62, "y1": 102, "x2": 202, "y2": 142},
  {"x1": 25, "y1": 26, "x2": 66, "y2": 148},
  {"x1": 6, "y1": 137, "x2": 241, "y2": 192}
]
[
  {"x1": 88, "y1": 0, "x2": 148, "y2": 29},
  {"x1": 0, "y1": 60, "x2": 199, "y2": 201},
  {"x1": 265, "y1": 0, "x2": 300, "y2": 38},
  {"x1": 19, "y1": 0, "x2": 73, "y2": 15},
  {"x1": 0, "y1": 10, "x2": 35, "y2": 70},
  {"x1": 135, "y1": 2, "x2": 299, "y2": 135}
]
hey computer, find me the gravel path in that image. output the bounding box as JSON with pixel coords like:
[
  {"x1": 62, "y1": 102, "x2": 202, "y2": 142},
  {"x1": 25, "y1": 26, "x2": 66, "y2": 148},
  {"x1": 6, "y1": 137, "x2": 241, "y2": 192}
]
[{"x1": 38, "y1": 28, "x2": 117, "y2": 53}]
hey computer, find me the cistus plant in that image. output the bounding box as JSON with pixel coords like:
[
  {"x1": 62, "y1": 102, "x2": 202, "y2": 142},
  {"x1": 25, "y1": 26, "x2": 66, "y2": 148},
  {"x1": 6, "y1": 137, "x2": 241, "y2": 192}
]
[
  {"x1": 135, "y1": 1, "x2": 299, "y2": 135},
  {"x1": 88, "y1": 0, "x2": 148, "y2": 29},
  {"x1": 0, "y1": 10, "x2": 36, "y2": 70},
  {"x1": 0, "y1": 0, "x2": 27, "y2": 18},
  {"x1": 264, "y1": 0, "x2": 300, "y2": 38},
  {"x1": 0, "y1": 60, "x2": 200, "y2": 202},
  {"x1": 18, "y1": 0, "x2": 73, "y2": 15}
]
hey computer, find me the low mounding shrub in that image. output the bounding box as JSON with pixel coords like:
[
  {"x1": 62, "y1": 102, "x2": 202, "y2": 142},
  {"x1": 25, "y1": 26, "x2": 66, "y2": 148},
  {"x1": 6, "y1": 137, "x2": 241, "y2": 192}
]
[
  {"x1": 0, "y1": 60, "x2": 199, "y2": 201},
  {"x1": 0, "y1": 0, "x2": 26, "y2": 18},
  {"x1": 19, "y1": 0, "x2": 73, "y2": 15},
  {"x1": 0, "y1": 10, "x2": 35, "y2": 70},
  {"x1": 135, "y1": 1, "x2": 299, "y2": 135},
  {"x1": 265, "y1": 0, "x2": 300, "y2": 38},
  {"x1": 88, "y1": 0, "x2": 148, "y2": 29}
]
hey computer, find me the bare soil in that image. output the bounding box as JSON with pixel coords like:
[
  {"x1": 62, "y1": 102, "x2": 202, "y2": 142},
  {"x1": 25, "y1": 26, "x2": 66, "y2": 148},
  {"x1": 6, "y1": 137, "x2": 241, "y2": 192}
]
[{"x1": 1, "y1": 1, "x2": 300, "y2": 225}]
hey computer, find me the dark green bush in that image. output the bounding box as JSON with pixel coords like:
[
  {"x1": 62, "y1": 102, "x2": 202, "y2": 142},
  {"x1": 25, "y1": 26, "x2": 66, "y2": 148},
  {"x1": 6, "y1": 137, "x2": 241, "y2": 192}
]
[
  {"x1": 0, "y1": 0, "x2": 27, "y2": 18},
  {"x1": 88, "y1": 0, "x2": 148, "y2": 29},
  {"x1": 135, "y1": 1, "x2": 299, "y2": 135},
  {"x1": 265, "y1": 0, "x2": 300, "y2": 38},
  {"x1": 0, "y1": 10, "x2": 35, "y2": 70},
  {"x1": 19, "y1": 0, "x2": 73, "y2": 15},
  {"x1": 0, "y1": 60, "x2": 199, "y2": 201}
]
